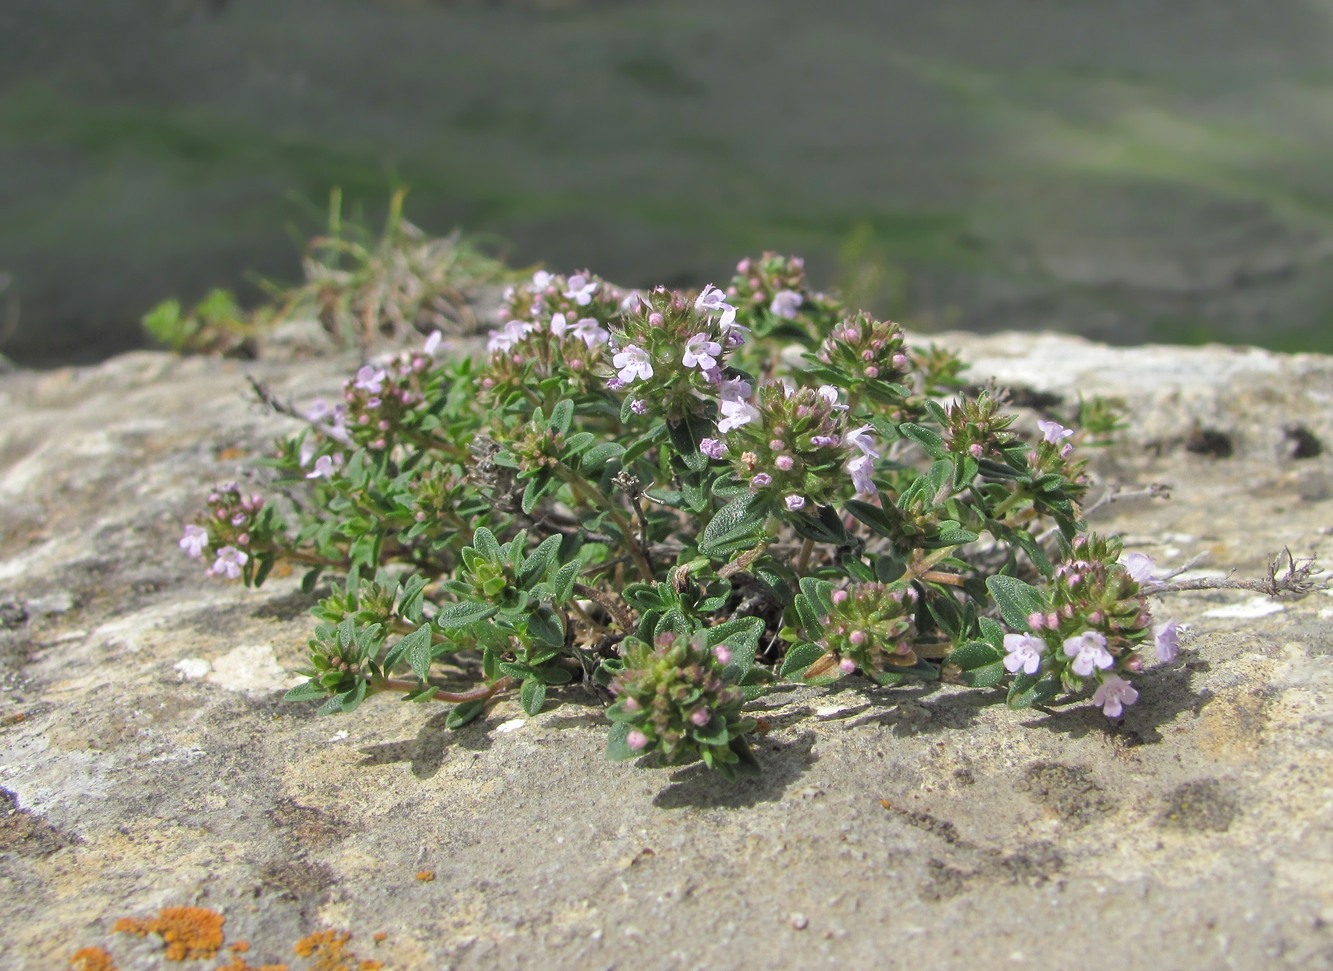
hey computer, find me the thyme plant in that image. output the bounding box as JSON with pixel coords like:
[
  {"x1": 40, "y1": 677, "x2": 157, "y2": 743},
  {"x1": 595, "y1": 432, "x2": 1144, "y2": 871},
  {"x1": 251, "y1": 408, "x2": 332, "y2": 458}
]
[{"x1": 181, "y1": 253, "x2": 1195, "y2": 779}]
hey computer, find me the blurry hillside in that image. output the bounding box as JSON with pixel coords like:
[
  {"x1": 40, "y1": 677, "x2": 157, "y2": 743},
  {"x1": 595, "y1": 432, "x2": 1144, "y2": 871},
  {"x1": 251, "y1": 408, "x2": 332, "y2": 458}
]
[{"x1": 4, "y1": 0, "x2": 1333, "y2": 363}]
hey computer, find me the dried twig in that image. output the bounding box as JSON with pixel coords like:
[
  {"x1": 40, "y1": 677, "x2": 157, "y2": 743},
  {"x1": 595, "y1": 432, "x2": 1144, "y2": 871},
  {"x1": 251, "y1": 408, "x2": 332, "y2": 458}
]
[{"x1": 1150, "y1": 548, "x2": 1327, "y2": 598}]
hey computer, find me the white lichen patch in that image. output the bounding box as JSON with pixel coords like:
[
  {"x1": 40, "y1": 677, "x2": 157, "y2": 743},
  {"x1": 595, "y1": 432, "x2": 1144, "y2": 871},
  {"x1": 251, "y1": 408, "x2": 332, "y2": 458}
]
[
  {"x1": 1203, "y1": 596, "x2": 1286, "y2": 619},
  {"x1": 174, "y1": 657, "x2": 211, "y2": 680},
  {"x1": 495, "y1": 718, "x2": 526, "y2": 734},
  {"x1": 204, "y1": 643, "x2": 303, "y2": 694}
]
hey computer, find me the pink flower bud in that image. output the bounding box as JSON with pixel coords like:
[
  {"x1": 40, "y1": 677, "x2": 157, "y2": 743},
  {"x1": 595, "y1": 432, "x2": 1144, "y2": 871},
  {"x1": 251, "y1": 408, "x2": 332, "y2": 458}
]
[
  {"x1": 1046, "y1": 612, "x2": 1060, "y2": 630},
  {"x1": 849, "y1": 630, "x2": 867, "y2": 646},
  {"x1": 648, "y1": 312, "x2": 664, "y2": 327},
  {"x1": 864, "y1": 366, "x2": 879, "y2": 378},
  {"x1": 775, "y1": 455, "x2": 794, "y2": 471},
  {"x1": 622, "y1": 697, "x2": 640, "y2": 712},
  {"x1": 627, "y1": 730, "x2": 648, "y2": 751},
  {"x1": 839, "y1": 658, "x2": 856, "y2": 673},
  {"x1": 831, "y1": 590, "x2": 849, "y2": 604},
  {"x1": 378, "y1": 420, "x2": 391, "y2": 431},
  {"x1": 1028, "y1": 611, "x2": 1046, "y2": 630},
  {"x1": 969, "y1": 443, "x2": 984, "y2": 458},
  {"x1": 690, "y1": 707, "x2": 710, "y2": 727},
  {"x1": 713, "y1": 645, "x2": 732, "y2": 665}
]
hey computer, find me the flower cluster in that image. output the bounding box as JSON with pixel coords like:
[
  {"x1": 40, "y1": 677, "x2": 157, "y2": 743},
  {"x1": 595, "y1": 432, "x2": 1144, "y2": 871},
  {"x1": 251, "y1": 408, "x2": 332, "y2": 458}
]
[
  {"x1": 179, "y1": 482, "x2": 273, "y2": 582},
  {"x1": 602, "y1": 285, "x2": 745, "y2": 424},
  {"x1": 483, "y1": 270, "x2": 619, "y2": 402},
  {"x1": 994, "y1": 535, "x2": 1183, "y2": 718},
  {"x1": 607, "y1": 631, "x2": 757, "y2": 778},
  {"x1": 726, "y1": 252, "x2": 843, "y2": 338},
  {"x1": 814, "y1": 311, "x2": 914, "y2": 406},
  {"x1": 816, "y1": 582, "x2": 920, "y2": 680},
  {"x1": 705, "y1": 379, "x2": 879, "y2": 508}
]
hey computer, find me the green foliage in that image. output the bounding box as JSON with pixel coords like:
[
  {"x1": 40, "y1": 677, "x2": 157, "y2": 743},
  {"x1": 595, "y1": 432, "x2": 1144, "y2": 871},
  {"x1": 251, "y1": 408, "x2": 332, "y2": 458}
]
[{"x1": 184, "y1": 247, "x2": 1171, "y2": 780}]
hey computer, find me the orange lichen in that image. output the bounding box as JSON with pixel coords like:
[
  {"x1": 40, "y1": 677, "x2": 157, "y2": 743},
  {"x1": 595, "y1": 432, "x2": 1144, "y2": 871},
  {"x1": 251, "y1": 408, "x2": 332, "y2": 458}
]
[
  {"x1": 69, "y1": 947, "x2": 118, "y2": 971},
  {"x1": 231, "y1": 941, "x2": 251, "y2": 953},
  {"x1": 215, "y1": 957, "x2": 288, "y2": 971},
  {"x1": 292, "y1": 930, "x2": 382, "y2": 971},
  {"x1": 113, "y1": 906, "x2": 226, "y2": 961},
  {"x1": 414, "y1": 869, "x2": 435, "y2": 882},
  {"x1": 372, "y1": 932, "x2": 387, "y2": 943}
]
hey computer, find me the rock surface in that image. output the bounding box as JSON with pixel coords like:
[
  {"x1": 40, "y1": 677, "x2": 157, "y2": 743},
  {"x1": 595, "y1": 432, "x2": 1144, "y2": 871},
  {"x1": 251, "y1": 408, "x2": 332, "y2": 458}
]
[{"x1": 1, "y1": 334, "x2": 1331, "y2": 969}]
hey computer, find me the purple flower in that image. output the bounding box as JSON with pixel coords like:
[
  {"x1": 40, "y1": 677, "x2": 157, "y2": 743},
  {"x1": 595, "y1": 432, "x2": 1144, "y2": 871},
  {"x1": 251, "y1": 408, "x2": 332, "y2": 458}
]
[
  {"x1": 549, "y1": 312, "x2": 569, "y2": 336},
  {"x1": 695, "y1": 284, "x2": 731, "y2": 313},
  {"x1": 619, "y1": 290, "x2": 645, "y2": 313},
  {"x1": 1037, "y1": 419, "x2": 1074, "y2": 446},
  {"x1": 682, "y1": 333, "x2": 722, "y2": 371},
  {"x1": 626, "y1": 729, "x2": 649, "y2": 751},
  {"x1": 531, "y1": 270, "x2": 554, "y2": 289},
  {"x1": 717, "y1": 398, "x2": 760, "y2": 434},
  {"x1": 353, "y1": 366, "x2": 386, "y2": 394},
  {"x1": 785, "y1": 494, "x2": 806, "y2": 511},
  {"x1": 1062, "y1": 631, "x2": 1113, "y2": 677},
  {"x1": 751, "y1": 473, "x2": 772, "y2": 488},
  {"x1": 846, "y1": 454, "x2": 877, "y2": 495},
  {"x1": 1091, "y1": 674, "x2": 1139, "y2": 718},
  {"x1": 303, "y1": 398, "x2": 334, "y2": 422},
  {"x1": 845, "y1": 424, "x2": 881, "y2": 459},
  {"x1": 699, "y1": 438, "x2": 728, "y2": 459},
  {"x1": 487, "y1": 319, "x2": 535, "y2": 353},
  {"x1": 423, "y1": 330, "x2": 443, "y2": 356},
  {"x1": 811, "y1": 434, "x2": 840, "y2": 448},
  {"x1": 630, "y1": 399, "x2": 649, "y2": 415},
  {"x1": 612, "y1": 344, "x2": 654, "y2": 383},
  {"x1": 306, "y1": 453, "x2": 343, "y2": 479},
  {"x1": 1155, "y1": 619, "x2": 1180, "y2": 664},
  {"x1": 1003, "y1": 633, "x2": 1045, "y2": 675},
  {"x1": 564, "y1": 274, "x2": 598, "y2": 306},
  {"x1": 817, "y1": 385, "x2": 848, "y2": 411},
  {"x1": 209, "y1": 546, "x2": 248, "y2": 581},
  {"x1": 570, "y1": 317, "x2": 609, "y2": 347},
  {"x1": 1120, "y1": 552, "x2": 1157, "y2": 586},
  {"x1": 718, "y1": 375, "x2": 752, "y2": 402},
  {"x1": 180, "y1": 524, "x2": 209, "y2": 559},
  {"x1": 769, "y1": 289, "x2": 802, "y2": 319}
]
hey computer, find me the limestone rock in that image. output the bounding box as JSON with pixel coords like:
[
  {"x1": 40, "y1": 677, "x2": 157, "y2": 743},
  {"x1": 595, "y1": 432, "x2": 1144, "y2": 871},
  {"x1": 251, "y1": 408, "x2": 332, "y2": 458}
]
[{"x1": 1, "y1": 334, "x2": 1331, "y2": 969}]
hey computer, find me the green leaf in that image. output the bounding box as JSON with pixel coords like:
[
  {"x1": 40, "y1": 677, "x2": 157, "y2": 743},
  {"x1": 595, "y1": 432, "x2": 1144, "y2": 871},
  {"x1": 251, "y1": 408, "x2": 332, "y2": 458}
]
[
  {"x1": 581, "y1": 441, "x2": 625, "y2": 471},
  {"x1": 978, "y1": 617, "x2": 1006, "y2": 650},
  {"x1": 787, "y1": 503, "x2": 849, "y2": 545},
  {"x1": 944, "y1": 639, "x2": 1006, "y2": 688},
  {"x1": 697, "y1": 494, "x2": 768, "y2": 558},
  {"x1": 845, "y1": 498, "x2": 898, "y2": 538},
  {"x1": 1007, "y1": 673, "x2": 1061, "y2": 709},
  {"x1": 900, "y1": 422, "x2": 948, "y2": 459},
  {"x1": 703, "y1": 616, "x2": 764, "y2": 676},
  {"x1": 779, "y1": 642, "x2": 827, "y2": 679},
  {"x1": 605, "y1": 721, "x2": 642, "y2": 761},
  {"x1": 520, "y1": 678, "x2": 547, "y2": 716},
  {"x1": 526, "y1": 607, "x2": 565, "y2": 648},
  {"x1": 986, "y1": 575, "x2": 1047, "y2": 632},
  {"x1": 283, "y1": 680, "x2": 328, "y2": 703},
  {"x1": 667, "y1": 413, "x2": 711, "y2": 473},
  {"x1": 519, "y1": 533, "x2": 562, "y2": 587},
  {"x1": 472, "y1": 527, "x2": 502, "y2": 563},
  {"x1": 436, "y1": 600, "x2": 500, "y2": 629},
  {"x1": 446, "y1": 698, "x2": 487, "y2": 729},
  {"x1": 550, "y1": 398, "x2": 574, "y2": 435},
  {"x1": 383, "y1": 623, "x2": 433, "y2": 680}
]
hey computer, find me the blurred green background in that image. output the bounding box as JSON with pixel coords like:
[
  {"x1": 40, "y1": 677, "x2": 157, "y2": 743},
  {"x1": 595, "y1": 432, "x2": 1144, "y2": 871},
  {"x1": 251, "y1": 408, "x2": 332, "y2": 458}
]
[{"x1": 4, "y1": 0, "x2": 1333, "y2": 365}]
